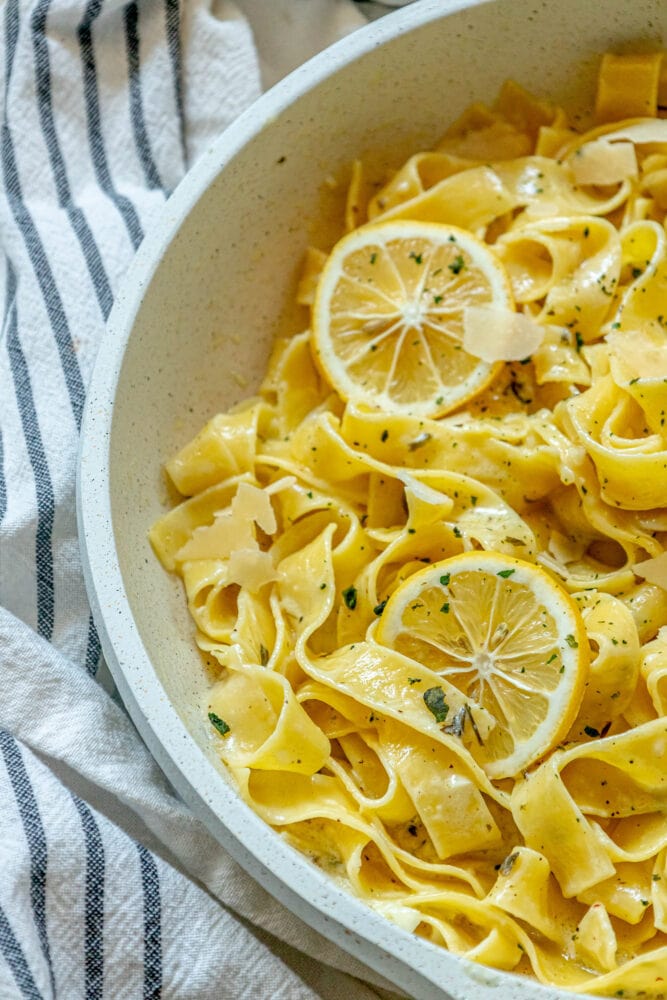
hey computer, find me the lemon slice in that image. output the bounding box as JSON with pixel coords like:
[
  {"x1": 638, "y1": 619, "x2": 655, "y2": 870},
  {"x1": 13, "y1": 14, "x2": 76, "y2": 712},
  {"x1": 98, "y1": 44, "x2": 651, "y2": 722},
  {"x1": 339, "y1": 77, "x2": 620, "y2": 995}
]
[
  {"x1": 375, "y1": 551, "x2": 587, "y2": 779},
  {"x1": 312, "y1": 220, "x2": 513, "y2": 417}
]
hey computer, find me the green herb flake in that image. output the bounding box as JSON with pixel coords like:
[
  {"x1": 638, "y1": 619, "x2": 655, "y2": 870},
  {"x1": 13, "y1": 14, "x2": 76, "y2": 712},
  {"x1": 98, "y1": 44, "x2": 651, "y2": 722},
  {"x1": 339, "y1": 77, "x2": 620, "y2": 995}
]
[
  {"x1": 433, "y1": 294, "x2": 444, "y2": 305},
  {"x1": 439, "y1": 574, "x2": 451, "y2": 586},
  {"x1": 565, "y1": 634, "x2": 579, "y2": 648},
  {"x1": 408, "y1": 677, "x2": 422, "y2": 685},
  {"x1": 259, "y1": 644, "x2": 270, "y2": 666},
  {"x1": 497, "y1": 568, "x2": 515, "y2": 579},
  {"x1": 546, "y1": 652, "x2": 558, "y2": 664},
  {"x1": 440, "y1": 602, "x2": 450, "y2": 614},
  {"x1": 373, "y1": 599, "x2": 387, "y2": 616},
  {"x1": 423, "y1": 686, "x2": 449, "y2": 723},
  {"x1": 409, "y1": 251, "x2": 423, "y2": 264},
  {"x1": 448, "y1": 254, "x2": 465, "y2": 275},
  {"x1": 575, "y1": 331, "x2": 584, "y2": 353},
  {"x1": 342, "y1": 586, "x2": 358, "y2": 610},
  {"x1": 369, "y1": 252, "x2": 377, "y2": 265},
  {"x1": 208, "y1": 712, "x2": 230, "y2": 737}
]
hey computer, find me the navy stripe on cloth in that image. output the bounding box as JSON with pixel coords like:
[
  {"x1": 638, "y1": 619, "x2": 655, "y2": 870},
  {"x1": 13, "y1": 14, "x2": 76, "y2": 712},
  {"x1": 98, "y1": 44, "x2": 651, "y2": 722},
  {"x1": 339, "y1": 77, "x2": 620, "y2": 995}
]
[
  {"x1": 0, "y1": 732, "x2": 53, "y2": 995},
  {"x1": 5, "y1": 268, "x2": 55, "y2": 641},
  {"x1": 0, "y1": 902, "x2": 43, "y2": 1000},
  {"x1": 84, "y1": 613, "x2": 102, "y2": 676},
  {"x1": 137, "y1": 845, "x2": 162, "y2": 999},
  {"x1": 78, "y1": 0, "x2": 144, "y2": 250},
  {"x1": 3, "y1": 0, "x2": 18, "y2": 89},
  {"x1": 3, "y1": 0, "x2": 86, "y2": 430},
  {"x1": 30, "y1": 0, "x2": 114, "y2": 321},
  {"x1": 72, "y1": 796, "x2": 105, "y2": 1000},
  {"x1": 124, "y1": 3, "x2": 164, "y2": 192},
  {"x1": 164, "y1": 0, "x2": 186, "y2": 164}
]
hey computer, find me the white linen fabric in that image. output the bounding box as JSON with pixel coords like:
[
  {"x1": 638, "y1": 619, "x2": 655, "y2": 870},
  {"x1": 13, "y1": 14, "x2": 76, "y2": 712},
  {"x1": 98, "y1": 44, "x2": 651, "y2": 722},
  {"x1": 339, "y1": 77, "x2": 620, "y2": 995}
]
[{"x1": 0, "y1": 1, "x2": 412, "y2": 997}]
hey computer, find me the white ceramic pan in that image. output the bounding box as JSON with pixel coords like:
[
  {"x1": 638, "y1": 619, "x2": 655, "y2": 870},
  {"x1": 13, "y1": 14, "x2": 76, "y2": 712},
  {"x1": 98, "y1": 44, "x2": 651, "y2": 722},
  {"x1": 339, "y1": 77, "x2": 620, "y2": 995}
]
[{"x1": 77, "y1": 1, "x2": 667, "y2": 996}]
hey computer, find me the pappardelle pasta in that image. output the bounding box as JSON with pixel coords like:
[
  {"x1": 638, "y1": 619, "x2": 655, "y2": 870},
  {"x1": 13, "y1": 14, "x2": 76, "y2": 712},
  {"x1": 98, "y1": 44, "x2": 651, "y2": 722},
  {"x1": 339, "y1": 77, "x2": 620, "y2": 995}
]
[{"x1": 151, "y1": 53, "x2": 667, "y2": 996}]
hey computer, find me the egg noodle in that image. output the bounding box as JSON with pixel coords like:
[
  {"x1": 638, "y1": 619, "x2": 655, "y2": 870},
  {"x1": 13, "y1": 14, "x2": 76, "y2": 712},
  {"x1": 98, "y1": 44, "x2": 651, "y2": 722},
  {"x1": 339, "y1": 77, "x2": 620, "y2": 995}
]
[{"x1": 151, "y1": 53, "x2": 667, "y2": 995}]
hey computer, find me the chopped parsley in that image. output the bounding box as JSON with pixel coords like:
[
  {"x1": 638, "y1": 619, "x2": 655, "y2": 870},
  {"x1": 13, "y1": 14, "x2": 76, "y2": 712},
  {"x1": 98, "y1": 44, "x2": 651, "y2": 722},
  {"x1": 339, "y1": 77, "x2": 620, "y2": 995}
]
[
  {"x1": 409, "y1": 251, "x2": 423, "y2": 264},
  {"x1": 369, "y1": 252, "x2": 377, "y2": 265},
  {"x1": 342, "y1": 586, "x2": 358, "y2": 610},
  {"x1": 208, "y1": 712, "x2": 230, "y2": 737},
  {"x1": 497, "y1": 568, "x2": 515, "y2": 579},
  {"x1": 565, "y1": 634, "x2": 579, "y2": 648},
  {"x1": 440, "y1": 602, "x2": 450, "y2": 614},
  {"x1": 373, "y1": 599, "x2": 387, "y2": 616},
  {"x1": 448, "y1": 254, "x2": 465, "y2": 275},
  {"x1": 259, "y1": 644, "x2": 269, "y2": 665},
  {"x1": 439, "y1": 573, "x2": 451, "y2": 586},
  {"x1": 423, "y1": 686, "x2": 449, "y2": 723}
]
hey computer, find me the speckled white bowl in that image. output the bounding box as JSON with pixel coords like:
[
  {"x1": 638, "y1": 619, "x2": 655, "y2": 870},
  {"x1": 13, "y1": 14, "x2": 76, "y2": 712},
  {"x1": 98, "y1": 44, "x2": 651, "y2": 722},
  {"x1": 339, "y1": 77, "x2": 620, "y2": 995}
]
[{"x1": 77, "y1": 2, "x2": 667, "y2": 997}]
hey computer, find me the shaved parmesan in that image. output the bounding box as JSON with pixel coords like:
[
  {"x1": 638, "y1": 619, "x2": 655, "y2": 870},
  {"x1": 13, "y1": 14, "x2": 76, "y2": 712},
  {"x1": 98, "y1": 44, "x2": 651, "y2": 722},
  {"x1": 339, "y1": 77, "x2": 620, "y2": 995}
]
[
  {"x1": 633, "y1": 552, "x2": 667, "y2": 591},
  {"x1": 232, "y1": 482, "x2": 277, "y2": 535},
  {"x1": 601, "y1": 120, "x2": 667, "y2": 146},
  {"x1": 570, "y1": 139, "x2": 637, "y2": 186},
  {"x1": 177, "y1": 512, "x2": 254, "y2": 562},
  {"x1": 463, "y1": 305, "x2": 545, "y2": 362},
  {"x1": 227, "y1": 548, "x2": 277, "y2": 592}
]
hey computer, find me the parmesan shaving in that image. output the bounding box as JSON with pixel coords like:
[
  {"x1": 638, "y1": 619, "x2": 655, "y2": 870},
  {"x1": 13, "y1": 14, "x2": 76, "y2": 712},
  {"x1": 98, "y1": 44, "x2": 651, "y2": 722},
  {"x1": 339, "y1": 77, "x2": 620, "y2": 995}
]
[
  {"x1": 570, "y1": 139, "x2": 637, "y2": 186},
  {"x1": 601, "y1": 119, "x2": 667, "y2": 146},
  {"x1": 232, "y1": 481, "x2": 277, "y2": 535},
  {"x1": 177, "y1": 512, "x2": 254, "y2": 562},
  {"x1": 227, "y1": 548, "x2": 277, "y2": 592},
  {"x1": 463, "y1": 305, "x2": 545, "y2": 362},
  {"x1": 633, "y1": 552, "x2": 667, "y2": 591}
]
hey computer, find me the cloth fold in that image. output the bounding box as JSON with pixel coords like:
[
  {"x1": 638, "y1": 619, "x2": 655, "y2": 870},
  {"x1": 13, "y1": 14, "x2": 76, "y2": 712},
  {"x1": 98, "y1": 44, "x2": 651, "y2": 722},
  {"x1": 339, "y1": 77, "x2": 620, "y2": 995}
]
[{"x1": 0, "y1": 0, "x2": 410, "y2": 997}]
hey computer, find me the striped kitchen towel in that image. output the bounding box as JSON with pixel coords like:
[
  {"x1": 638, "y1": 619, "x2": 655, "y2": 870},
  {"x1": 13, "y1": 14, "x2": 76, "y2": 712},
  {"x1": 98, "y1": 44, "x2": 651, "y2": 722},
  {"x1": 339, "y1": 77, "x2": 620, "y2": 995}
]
[{"x1": 0, "y1": 1, "x2": 407, "y2": 997}]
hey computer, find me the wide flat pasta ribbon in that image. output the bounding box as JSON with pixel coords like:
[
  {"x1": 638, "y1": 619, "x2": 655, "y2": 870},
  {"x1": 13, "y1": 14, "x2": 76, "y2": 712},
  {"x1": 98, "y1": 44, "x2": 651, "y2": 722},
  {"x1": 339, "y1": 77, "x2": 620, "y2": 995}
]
[{"x1": 564, "y1": 374, "x2": 667, "y2": 509}]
